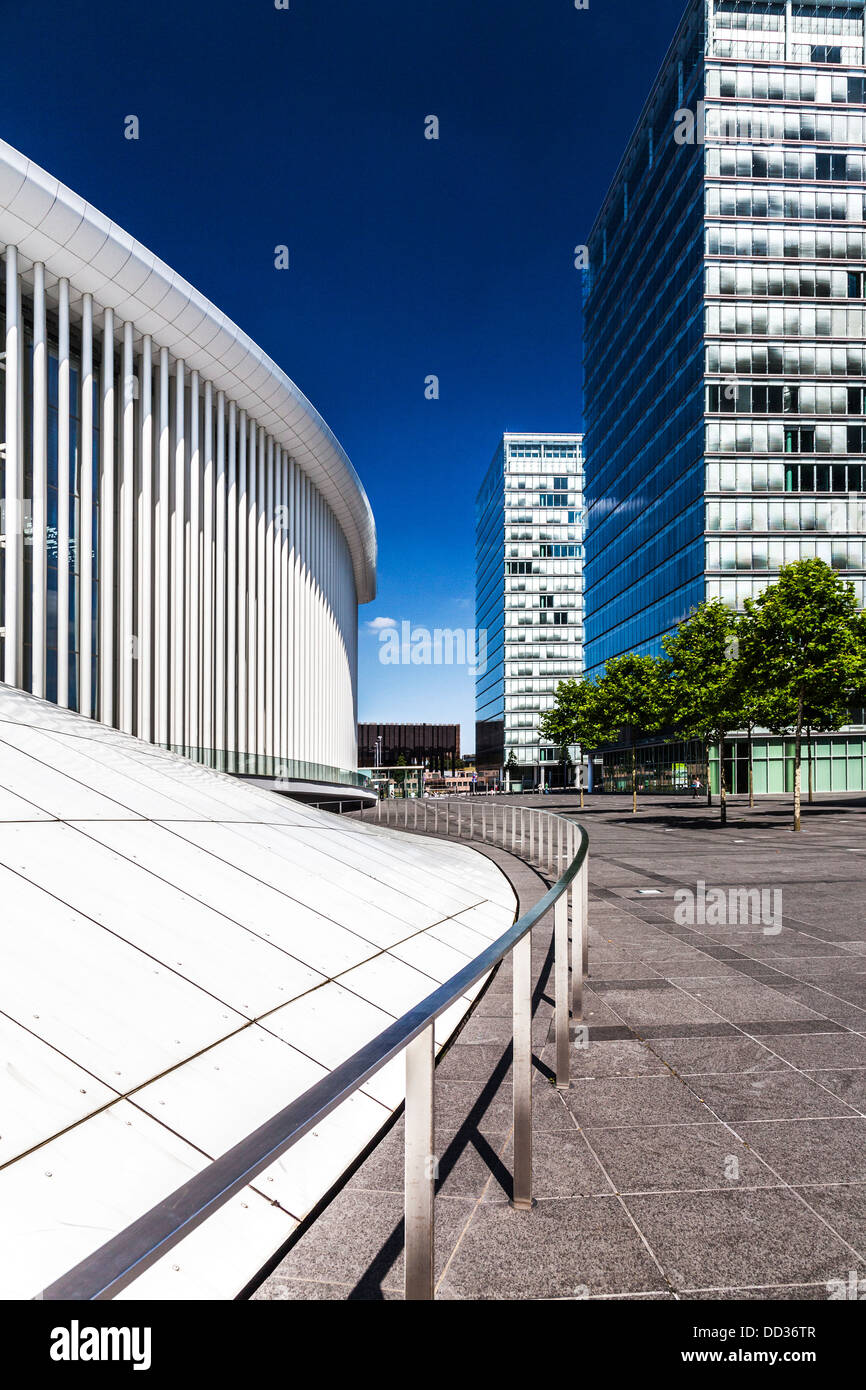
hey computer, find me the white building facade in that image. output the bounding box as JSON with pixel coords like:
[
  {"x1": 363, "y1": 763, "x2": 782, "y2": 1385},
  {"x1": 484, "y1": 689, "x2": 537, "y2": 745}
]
[
  {"x1": 475, "y1": 432, "x2": 585, "y2": 788},
  {"x1": 0, "y1": 140, "x2": 376, "y2": 780}
]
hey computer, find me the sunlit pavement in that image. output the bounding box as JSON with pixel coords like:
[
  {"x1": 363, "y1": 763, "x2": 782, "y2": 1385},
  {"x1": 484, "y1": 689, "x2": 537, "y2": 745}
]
[{"x1": 254, "y1": 792, "x2": 866, "y2": 1300}]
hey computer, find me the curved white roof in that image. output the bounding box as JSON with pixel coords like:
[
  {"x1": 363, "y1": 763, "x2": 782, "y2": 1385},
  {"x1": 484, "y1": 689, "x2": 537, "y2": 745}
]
[
  {"x1": 0, "y1": 139, "x2": 376, "y2": 603},
  {"x1": 0, "y1": 685, "x2": 514, "y2": 1299}
]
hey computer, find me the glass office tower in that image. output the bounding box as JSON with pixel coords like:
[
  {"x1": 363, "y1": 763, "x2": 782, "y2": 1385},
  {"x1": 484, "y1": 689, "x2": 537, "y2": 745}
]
[
  {"x1": 583, "y1": 0, "x2": 866, "y2": 793},
  {"x1": 475, "y1": 433, "x2": 584, "y2": 788}
]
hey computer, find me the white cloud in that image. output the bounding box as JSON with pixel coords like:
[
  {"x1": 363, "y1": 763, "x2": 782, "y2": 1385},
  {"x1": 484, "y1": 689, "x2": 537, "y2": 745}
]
[{"x1": 366, "y1": 615, "x2": 398, "y2": 632}]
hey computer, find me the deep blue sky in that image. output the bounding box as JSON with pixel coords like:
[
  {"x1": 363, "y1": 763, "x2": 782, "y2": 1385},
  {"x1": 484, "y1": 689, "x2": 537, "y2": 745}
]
[{"x1": 6, "y1": 0, "x2": 687, "y2": 749}]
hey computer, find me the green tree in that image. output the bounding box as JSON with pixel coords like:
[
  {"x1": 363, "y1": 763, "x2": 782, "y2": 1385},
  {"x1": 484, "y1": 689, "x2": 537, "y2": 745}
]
[
  {"x1": 539, "y1": 678, "x2": 605, "y2": 747},
  {"x1": 540, "y1": 677, "x2": 605, "y2": 809},
  {"x1": 592, "y1": 655, "x2": 671, "y2": 814},
  {"x1": 663, "y1": 600, "x2": 744, "y2": 825},
  {"x1": 394, "y1": 752, "x2": 407, "y2": 796},
  {"x1": 739, "y1": 559, "x2": 865, "y2": 832},
  {"x1": 504, "y1": 749, "x2": 519, "y2": 791}
]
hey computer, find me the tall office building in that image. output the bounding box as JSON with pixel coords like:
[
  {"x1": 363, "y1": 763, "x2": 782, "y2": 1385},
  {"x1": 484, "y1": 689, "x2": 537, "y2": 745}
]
[
  {"x1": 475, "y1": 432, "x2": 584, "y2": 787},
  {"x1": 583, "y1": 0, "x2": 866, "y2": 793}
]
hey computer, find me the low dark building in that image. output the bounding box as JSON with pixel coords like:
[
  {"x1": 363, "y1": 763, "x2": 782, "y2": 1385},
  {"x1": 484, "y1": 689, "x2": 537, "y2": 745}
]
[{"x1": 358, "y1": 723, "x2": 461, "y2": 773}]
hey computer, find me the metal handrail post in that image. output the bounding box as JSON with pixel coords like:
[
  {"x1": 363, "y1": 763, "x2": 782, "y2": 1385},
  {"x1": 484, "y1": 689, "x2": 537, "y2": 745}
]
[
  {"x1": 469, "y1": 803, "x2": 474, "y2": 838},
  {"x1": 582, "y1": 857, "x2": 589, "y2": 975},
  {"x1": 554, "y1": 891, "x2": 570, "y2": 1090},
  {"x1": 458, "y1": 803, "x2": 462, "y2": 837},
  {"x1": 529, "y1": 809, "x2": 534, "y2": 861},
  {"x1": 404, "y1": 1023, "x2": 435, "y2": 1300},
  {"x1": 572, "y1": 850, "x2": 584, "y2": 1021},
  {"x1": 567, "y1": 825, "x2": 576, "y2": 1019},
  {"x1": 511, "y1": 928, "x2": 533, "y2": 1209}
]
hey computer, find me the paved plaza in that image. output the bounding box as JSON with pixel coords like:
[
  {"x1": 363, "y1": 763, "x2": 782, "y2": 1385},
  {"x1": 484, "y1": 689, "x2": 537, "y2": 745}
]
[{"x1": 254, "y1": 793, "x2": 866, "y2": 1300}]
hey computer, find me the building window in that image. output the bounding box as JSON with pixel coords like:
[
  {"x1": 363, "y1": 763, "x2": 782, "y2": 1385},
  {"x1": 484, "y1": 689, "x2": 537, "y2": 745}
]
[{"x1": 810, "y1": 44, "x2": 842, "y2": 62}]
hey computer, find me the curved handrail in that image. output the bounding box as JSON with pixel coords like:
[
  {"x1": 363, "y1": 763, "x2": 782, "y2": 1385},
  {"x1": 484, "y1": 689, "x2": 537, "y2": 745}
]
[{"x1": 40, "y1": 806, "x2": 589, "y2": 1302}]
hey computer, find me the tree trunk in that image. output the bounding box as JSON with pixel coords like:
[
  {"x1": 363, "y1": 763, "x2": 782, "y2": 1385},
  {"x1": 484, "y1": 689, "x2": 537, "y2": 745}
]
[
  {"x1": 719, "y1": 736, "x2": 727, "y2": 825},
  {"x1": 793, "y1": 693, "x2": 803, "y2": 832},
  {"x1": 705, "y1": 739, "x2": 713, "y2": 806},
  {"x1": 747, "y1": 725, "x2": 754, "y2": 808},
  {"x1": 631, "y1": 739, "x2": 637, "y2": 814},
  {"x1": 807, "y1": 725, "x2": 813, "y2": 804}
]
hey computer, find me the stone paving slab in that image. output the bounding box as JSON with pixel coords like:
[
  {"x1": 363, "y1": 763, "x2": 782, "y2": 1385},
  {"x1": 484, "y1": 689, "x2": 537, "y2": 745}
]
[{"x1": 253, "y1": 792, "x2": 866, "y2": 1301}]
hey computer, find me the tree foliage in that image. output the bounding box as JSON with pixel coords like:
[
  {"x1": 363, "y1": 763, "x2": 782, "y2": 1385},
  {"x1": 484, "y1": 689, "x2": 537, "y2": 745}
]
[
  {"x1": 540, "y1": 559, "x2": 866, "y2": 829},
  {"x1": 739, "y1": 559, "x2": 865, "y2": 830}
]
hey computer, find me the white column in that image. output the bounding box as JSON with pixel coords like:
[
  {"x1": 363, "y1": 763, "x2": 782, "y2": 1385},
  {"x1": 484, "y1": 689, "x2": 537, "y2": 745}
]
[
  {"x1": 3, "y1": 248, "x2": 22, "y2": 689},
  {"x1": 280, "y1": 451, "x2": 290, "y2": 764},
  {"x1": 56, "y1": 278, "x2": 71, "y2": 709},
  {"x1": 257, "y1": 428, "x2": 267, "y2": 758},
  {"x1": 225, "y1": 399, "x2": 237, "y2": 761},
  {"x1": 265, "y1": 435, "x2": 274, "y2": 759},
  {"x1": 296, "y1": 470, "x2": 303, "y2": 761},
  {"x1": 79, "y1": 295, "x2": 94, "y2": 718},
  {"x1": 291, "y1": 459, "x2": 300, "y2": 759},
  {"x1": 785, "y1": 0, "x2": 793, "y2": 61},
  {"x1": 274, "y1": 446, "x2": 283, "y2": 765},
  {"x1": 188, "y1": 370, "x2": 200, "y2": 753},
  {"x1": 119, "y1": 321, "x2": 135, "y2": 733},
  {"x1": 303, "y1": 474, "x2": 310, "y2": 762},
  {"x1": 202, "y1": 380, "x2": 214, "y2": 757},
  {"x1": 31, "y1": 263, "x2": 48, "y2": 698},
  {"x1": 172, "y1": 358, "x2": 185, "y2": 749},
  {"x1": 99, "y1": 308, "x2": 115, "y2": 725},
  {"x1": 155, "y1": 347, "x2": 170, "y2": 744},
  {"x1": 236, "y1": 409, "x2": 248, "y2": 758},
  {"x1": 246, "y1": 416, "x2": 257, "y2": 760},
  {"x1": 310, "y1": 488, "x2": 316, "y2": 760},
  {"x1": 138, "y1": 335, "x2": 153, "y2": 741},
  {"x1": 214, "y1": 391, "x2": 227, "y2": 763}
]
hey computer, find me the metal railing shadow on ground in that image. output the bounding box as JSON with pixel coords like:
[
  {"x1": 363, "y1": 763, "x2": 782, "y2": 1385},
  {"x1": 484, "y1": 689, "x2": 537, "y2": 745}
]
[{"x1": 39, "y1": 800, "x2": 588, "y2": 1303}]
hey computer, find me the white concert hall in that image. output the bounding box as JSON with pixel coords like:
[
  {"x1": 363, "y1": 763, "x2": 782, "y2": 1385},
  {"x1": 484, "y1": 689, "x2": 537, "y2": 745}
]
[{"x1": 0, "y1": 137, "x2": 376, "y2": 784}]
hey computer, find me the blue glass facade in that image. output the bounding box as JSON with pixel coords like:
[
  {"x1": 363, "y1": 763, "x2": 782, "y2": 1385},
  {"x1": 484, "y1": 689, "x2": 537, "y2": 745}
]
[
  {"x1": 583, "y1": 0, "x2": 706, "y2": 677},
  {"x1": 475, "y1": 444, "x2": 506, "y2": 766},
  {"x1": 584, "y1": 0, "x2": 866, "y2": 682}
]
